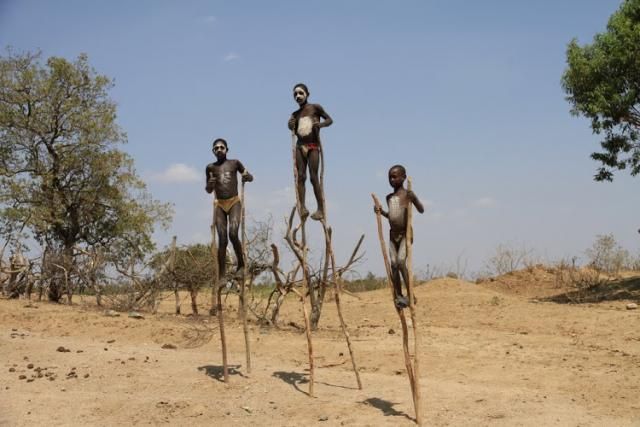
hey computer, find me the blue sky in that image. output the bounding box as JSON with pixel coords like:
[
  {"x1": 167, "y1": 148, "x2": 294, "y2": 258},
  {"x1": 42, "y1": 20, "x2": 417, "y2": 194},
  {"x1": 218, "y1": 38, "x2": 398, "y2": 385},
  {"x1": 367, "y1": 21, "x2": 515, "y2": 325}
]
[{"x1": 1, "y1": 0, "x2": 638, "y2": 277}]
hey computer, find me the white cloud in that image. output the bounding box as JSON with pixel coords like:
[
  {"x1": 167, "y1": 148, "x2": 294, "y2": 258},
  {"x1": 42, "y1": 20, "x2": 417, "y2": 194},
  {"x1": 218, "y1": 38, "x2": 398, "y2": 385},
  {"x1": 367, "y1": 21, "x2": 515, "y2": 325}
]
[
  {"x1": 223, "y1": 52, "x2": 239, "y2": 62},
  {"x1": 473, "y1": 197, "x2": 496, "y2": 208},
  {"x1": 150, "y1": 163, "x2": 200, "y2": 183}
]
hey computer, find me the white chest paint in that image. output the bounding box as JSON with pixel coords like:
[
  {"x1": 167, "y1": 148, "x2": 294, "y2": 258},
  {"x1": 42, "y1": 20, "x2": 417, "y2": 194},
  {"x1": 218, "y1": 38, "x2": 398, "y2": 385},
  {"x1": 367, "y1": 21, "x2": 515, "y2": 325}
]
[
  {"x1": 297, "y1": 117, "x2": 314, "y2": 137},
  {"x1": 389, "y1": 196, "x2": 403, "y2": 221}
]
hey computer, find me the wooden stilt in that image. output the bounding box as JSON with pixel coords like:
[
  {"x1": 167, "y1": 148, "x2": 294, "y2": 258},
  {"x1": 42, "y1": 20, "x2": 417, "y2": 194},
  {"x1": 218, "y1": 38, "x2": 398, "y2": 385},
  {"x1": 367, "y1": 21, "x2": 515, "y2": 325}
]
[
  {"x1": 291, "y1": 133, "x2": 315, "y2": 397},
  {"x1": 240, "y1": 181, "x2": 252, "y2": 374},
  {"x1": 210, "y1": 192, "x2": 229, "y2": 383},
  {"x1": 406, "y1": 177, "x2": 423, "y2": 426},
  {"x1": 372, "y1": 193, "x2": 420, "y2": 424},
  {"x1": 318, "y1": 148, "x2": 362, "y2": 390}
]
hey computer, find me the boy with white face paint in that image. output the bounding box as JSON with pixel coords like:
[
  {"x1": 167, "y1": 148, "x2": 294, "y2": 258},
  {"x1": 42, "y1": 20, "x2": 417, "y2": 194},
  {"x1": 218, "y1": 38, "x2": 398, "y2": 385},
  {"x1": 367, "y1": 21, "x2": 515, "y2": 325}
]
[
  {"x1": 373, "y1": 165, "x2": 425, "y2": 309},
  {"x1": 287, "y1": 83, "x2": 333, "y2": 221},
  {"x1": 205, "y1": 138, "x2": 253, "y2": 279}
]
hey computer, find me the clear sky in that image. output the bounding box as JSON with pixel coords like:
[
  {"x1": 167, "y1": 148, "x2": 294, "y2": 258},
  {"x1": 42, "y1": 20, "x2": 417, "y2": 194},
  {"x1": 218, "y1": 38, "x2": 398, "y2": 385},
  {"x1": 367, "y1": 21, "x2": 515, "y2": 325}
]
[{"x1": 1, "y1": 0, "x2": 638, "y2": 277}]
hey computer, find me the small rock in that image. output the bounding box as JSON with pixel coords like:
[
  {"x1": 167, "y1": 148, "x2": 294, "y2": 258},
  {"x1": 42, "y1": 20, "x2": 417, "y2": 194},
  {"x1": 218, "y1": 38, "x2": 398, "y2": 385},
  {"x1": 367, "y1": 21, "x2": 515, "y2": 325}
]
[
  {"x1": 626, "y1": 303, "x2": 638, "y2": 310},
  {"x1": 18, "y1": 375, "x2": 26, "y2": 380},
  {"x1": 106, "y1": 339, "x2": 115, "y2": 344},
  {"x1": 27, "y1": 363, "x2": 34, "y2": 369},
  {"x1": 56, "y1": 346, "x2": 70, "y2": 353},
  {"x1": 128, "y1": 311, "x2": 144, "y2": 319},
  {"x1": 319, "y1": 415, "x2": 329, "y2": 421},
  {"x1": 84, "y1": 373, "x2": 90, "y2": 378},
  {"x1": 161, "y1": 344, "x2": 177, "y2": 350},
  {"x1": 241, "y1": 406, "x2": 252, "y2": 413},
  {"x1": 76, "y1": 350, "x2": 83, "y2": 353},
  {"x1": 104, "y1": 310, "x2": 120, "y2": 317},
  {"x1": 388, "y1": 328, "x2": 396, "y2": 335},
  {"x1": 9, "y1": 368, "x2": 15, "y2": 372},
  {"x1": 26, "y1": 378, "x2": 34, "y2": 383}
]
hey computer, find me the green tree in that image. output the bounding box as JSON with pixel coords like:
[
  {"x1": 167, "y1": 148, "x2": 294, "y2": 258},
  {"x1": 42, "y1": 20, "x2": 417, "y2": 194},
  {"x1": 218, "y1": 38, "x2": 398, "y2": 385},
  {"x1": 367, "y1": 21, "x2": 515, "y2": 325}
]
[
  {"x1": 0, "y1": 49, "x2": 172, "y2": 301},
  {"x1": 562, "y1": 0, "x2": 640, "y2": 181}
]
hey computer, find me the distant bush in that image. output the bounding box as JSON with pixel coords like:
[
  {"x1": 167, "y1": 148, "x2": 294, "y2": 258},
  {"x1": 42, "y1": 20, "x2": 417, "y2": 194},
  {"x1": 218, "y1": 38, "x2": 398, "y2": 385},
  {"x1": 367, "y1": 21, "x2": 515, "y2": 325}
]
[
  {"x1": 343, "y1": 272, "x2": 387, "y2": 293},
  {"x1": 585, "y1": 234, "x2": 631, "y2": 274},
  {"x1": 484, "y1": 243, "x2": 537, "y2": 276}
]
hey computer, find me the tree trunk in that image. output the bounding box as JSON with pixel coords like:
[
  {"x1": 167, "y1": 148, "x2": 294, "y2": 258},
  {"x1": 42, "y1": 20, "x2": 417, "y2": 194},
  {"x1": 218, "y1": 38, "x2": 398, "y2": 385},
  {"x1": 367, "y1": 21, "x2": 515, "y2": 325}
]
[
  {"x1": 174, "y1": 288, "x2": 181, "y2": 315},
  {"x1": 190, "y1": 290, "x2": 198, "y2": 315}
]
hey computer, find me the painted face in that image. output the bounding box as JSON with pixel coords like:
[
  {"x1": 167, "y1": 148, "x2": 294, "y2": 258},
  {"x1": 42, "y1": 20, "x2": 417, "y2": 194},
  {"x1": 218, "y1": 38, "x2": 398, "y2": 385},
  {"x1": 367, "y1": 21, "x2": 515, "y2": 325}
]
[
  {"x1": 293, "y1": 86, "x2": 308, "y2": 105},
  {"x1": 212, "y1": 142, "x2": 227, "y2": 157},
  {"x1": 388, "y1": 168, "x2": 406, "y2": 188}
]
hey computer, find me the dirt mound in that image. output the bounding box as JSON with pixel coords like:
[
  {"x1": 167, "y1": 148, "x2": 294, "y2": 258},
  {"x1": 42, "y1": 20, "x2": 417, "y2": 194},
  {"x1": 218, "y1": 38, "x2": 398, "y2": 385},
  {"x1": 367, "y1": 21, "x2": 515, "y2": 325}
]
[{"x1": 476, "y1": 265, "x2": 567, "y2": 299}]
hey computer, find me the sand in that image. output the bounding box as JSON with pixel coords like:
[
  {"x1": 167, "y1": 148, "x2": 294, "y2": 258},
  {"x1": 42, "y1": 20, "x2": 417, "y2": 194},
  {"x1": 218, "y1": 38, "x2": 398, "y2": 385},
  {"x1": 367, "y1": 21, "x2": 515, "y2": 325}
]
[{"x1": 1, "y1": 276, "x2": 639, "y2": 426}]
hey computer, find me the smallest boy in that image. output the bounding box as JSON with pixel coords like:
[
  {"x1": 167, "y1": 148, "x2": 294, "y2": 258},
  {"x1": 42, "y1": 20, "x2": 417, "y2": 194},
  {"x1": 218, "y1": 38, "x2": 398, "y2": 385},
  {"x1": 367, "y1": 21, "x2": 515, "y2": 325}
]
[{"x1": 374, "y1": 165, "x2": 425, "y2": 309}]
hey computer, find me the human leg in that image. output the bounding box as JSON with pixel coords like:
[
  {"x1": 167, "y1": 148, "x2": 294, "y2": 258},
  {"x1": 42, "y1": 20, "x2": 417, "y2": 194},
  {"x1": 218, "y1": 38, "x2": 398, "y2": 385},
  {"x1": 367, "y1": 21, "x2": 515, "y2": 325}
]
[
  {"x1": 228, "y1": 202, "x2": 244, "y2": 275},
  {"x1": 215, "y1": 206, "x2": 229, "y2": 278},
  {"x1": 308, "y1": 149, "x2": 324, "y2": 220},
  {"x1": 389, "y1": 239, "x2": 408, "y2": 309},
  {"x1": 295, "y1": 147, "x2": 309, "y2": 219}
]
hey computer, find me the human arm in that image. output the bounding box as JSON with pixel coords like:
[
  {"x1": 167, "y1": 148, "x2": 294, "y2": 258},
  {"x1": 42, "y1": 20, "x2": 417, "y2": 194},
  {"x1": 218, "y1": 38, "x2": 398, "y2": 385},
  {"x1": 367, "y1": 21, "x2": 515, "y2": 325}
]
[
  {"x1": 205, "y1": 165, "x2": 215, "y2": 193},
  {"x1": 373, "y1": 194, "x2": 390, "y2": 218},
  {"x1": 287, "y1": 114, "x2": 296, "y2": 131},
  {"x1": 408, "y1": 190, "x2": 425, "y2": 213},
  {"x1": 236, "y1": 160, "x2": 253, "y2": 183},
  {"x1": 314, "y1": 104, "x2": 333, "y2": 130},
  {"x1": 373, "y1": 205, "x2": 389, "y2": 218}
]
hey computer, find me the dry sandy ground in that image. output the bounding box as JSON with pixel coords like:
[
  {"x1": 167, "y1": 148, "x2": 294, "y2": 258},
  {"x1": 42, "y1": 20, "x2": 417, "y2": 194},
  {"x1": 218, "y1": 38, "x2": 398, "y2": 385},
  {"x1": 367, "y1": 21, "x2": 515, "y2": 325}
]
[{"x1": 1, "y1": 276, "x2": 639, "y2": 426}]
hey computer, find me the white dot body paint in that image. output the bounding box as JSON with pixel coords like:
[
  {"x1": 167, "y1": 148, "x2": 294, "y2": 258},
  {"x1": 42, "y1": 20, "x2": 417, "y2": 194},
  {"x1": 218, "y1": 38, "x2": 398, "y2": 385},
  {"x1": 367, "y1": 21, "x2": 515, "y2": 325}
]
[
  {"x1": 220, "y1": 171, "x2": 231, "y2": 185},
  {"x1": 297, "y1": 117, "x2": 314, "y2": 137},
  {"x1": 388, "y1": 195, "x2": 402, "y2": 222}
]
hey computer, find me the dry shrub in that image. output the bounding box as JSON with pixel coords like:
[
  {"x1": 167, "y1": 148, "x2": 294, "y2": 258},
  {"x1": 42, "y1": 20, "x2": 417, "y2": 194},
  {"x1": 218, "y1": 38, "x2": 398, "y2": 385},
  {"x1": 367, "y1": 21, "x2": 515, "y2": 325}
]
[
  {"x1": 485, "y1": 243, "x2": 537, "y2": 276},
  {"x1": 585, "y1": 234, "x2": 632, "y2": 274}
]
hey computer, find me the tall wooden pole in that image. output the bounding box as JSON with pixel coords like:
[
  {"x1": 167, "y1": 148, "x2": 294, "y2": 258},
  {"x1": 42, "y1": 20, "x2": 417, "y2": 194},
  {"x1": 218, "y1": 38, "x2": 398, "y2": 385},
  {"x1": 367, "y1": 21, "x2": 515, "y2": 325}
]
[
  {"x1": 292, "y1": 133, "x2": 315, "y2": 397},
  {"x1": 372, "y1": 194, "x2": 420, "y2": 424},
  {"x1": 406, "y1": 177, "x2": 423, "y2": 426},
  {"x1": 318, "y1": 147, "x2": 362, "y2": 390},
  {"x1": 240, "y1": 181, "x2": 252, "y2": 374},
  {"x1": 209, "y1": 178, "x2": 229, "y2": 383}
]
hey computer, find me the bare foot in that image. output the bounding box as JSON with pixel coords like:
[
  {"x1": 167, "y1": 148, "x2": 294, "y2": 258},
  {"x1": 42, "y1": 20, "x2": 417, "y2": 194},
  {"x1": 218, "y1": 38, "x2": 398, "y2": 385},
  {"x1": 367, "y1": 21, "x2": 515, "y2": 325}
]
[
  {"x1": 394, "y1": 295, "x2": 409, "y2": 310},
  {"x1": 299, "y1": 206, "x2": 309, "y2": 220},
  {"x1": 310, "y1": 210, "x2": 324, "y2": 221}
]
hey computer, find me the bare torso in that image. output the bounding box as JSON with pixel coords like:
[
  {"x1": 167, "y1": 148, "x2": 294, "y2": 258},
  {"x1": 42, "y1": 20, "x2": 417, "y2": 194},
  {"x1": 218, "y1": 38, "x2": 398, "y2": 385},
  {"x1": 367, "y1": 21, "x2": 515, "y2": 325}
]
[
  {"x1": 291, "y1": 104, "x2": 327, "y2": 146},
  {"x1": 205, "y1": 159, "x2": 245, "y2": 199},
  {"x1": 387, "y1": 189, "x2": 410, "y2": 241}
]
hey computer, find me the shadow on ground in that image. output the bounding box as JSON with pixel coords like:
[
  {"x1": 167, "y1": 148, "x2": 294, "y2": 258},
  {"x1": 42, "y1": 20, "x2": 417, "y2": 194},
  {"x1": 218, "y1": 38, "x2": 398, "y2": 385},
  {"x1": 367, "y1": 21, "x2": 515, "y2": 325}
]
[
  {"x1": 360, "y1": 397, "x2": 413, "y2": 421},
  {"x1": 272, "y1": 371, "x2": 309, "y2": 396},
  {"x1": 544, "y1": 276, "x2": 640, "y2": 304},
  {"x1": 198, "y1": 365, "x2": 246, "y2": 382}
]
